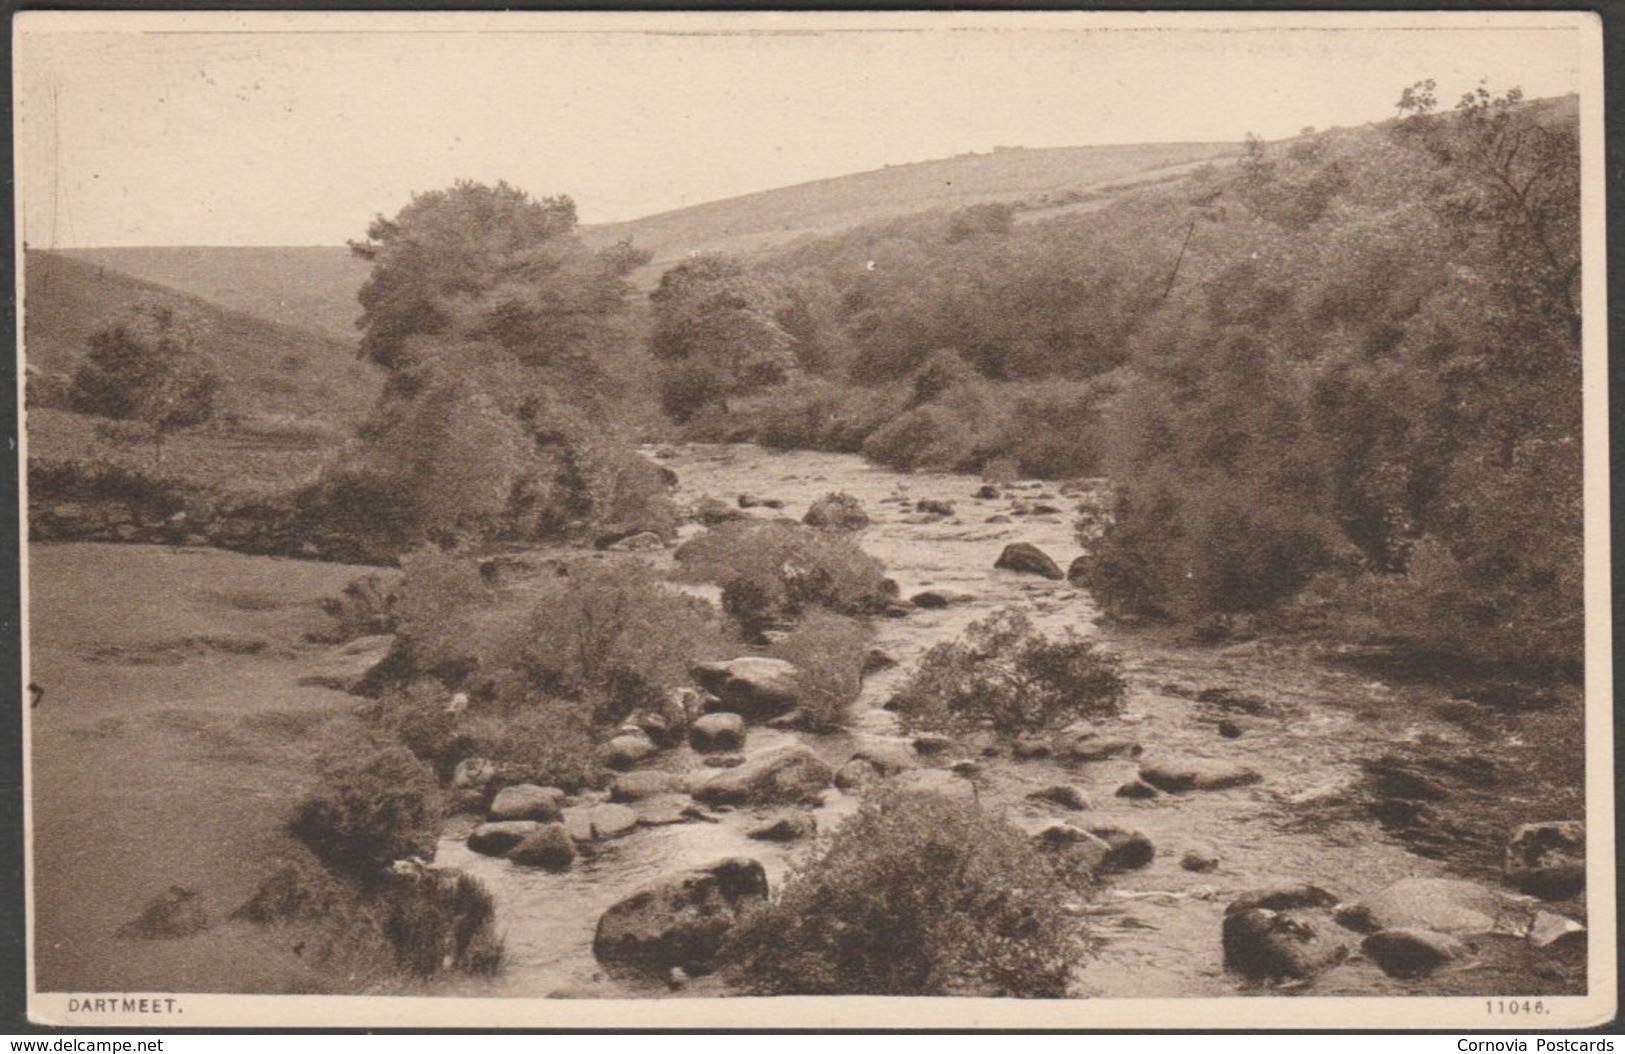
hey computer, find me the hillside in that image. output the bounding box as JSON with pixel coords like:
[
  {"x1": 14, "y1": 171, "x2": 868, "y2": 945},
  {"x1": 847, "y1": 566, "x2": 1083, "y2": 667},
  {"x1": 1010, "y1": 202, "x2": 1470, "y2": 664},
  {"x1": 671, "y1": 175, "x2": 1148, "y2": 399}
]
[
  {"x1": 57, "y1": 245, "x2": 370, "y2": 345},
  {"x1": 55, "y1": 140, "x2": 1244, "y2": 325},
  {"x1": 24, "y1": 250, "x2": 381, "y2": 426},
  {"x1": 578, "y1": 140, "x2": 1242, "y2": 274}
]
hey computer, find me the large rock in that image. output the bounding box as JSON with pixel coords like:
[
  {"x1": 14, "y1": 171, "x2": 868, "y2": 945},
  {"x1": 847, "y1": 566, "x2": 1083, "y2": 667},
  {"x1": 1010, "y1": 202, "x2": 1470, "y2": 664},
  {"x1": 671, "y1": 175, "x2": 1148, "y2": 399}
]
[
  {"x1": 600, "y1": 733, "x2": 657, "y2": 771},
  {"x1": 1054, "y1": 726, "x2": 1142, "y2": 763},
  {"x1": 994, "y1": 542, "x2": 1063, "y2": 580},
  {"x1": 1505, "y1": 821, "x2": 1585, "y2": 899},
  {"x1": 592, "y1": 858, "x2": 769, "y2": 971},
  {"x1": 693, "y1": 746, "x2": 833, "y2": 806},
  {"x1": 1065, "y1": 555, "x2": 1091, "y2": 586},
  {"x1": 747, "y1": 812, "x2": 817, "y2": 842},
  {"x1": 1086, "y1": 825, "x2": 1155, "y2": 871},
  {"x1": 689, "y1": 712, "x2": 746, "y2": 753},
  {"x1": 803, "y1": 493, "x2": 870, "y2": 531},
  {"x1": 468, "y1": 821, "x2": 543, "y2": 856},
  {"x1": 1027, "y1": 784, "x2": 1092, "y2": 811},
  {"x1": 1139, "y1": 757, "x2": 1262, "y2": 793},
  {"x1": 610, "y1": 771, "x2": 683, "y2": 802},
  {"x1": 562, "y1": 803, "x2": 640, "y2": 843},
  {"x1": 1222, "y1": 884, "x2": 1349, "y2": 980},
  {"x1": 488, "y1": 784, "x2": 565, "y2": 823},
  {"x1": 1362, "y1": 928, "x2": 1468, "y2": 978},
  {"x1": 1336, "y1": 878, "x2": 1505, "y2": 936},
  {"x1": 506, "y1": 824, "x2": 577, "y2": 870},
  {"x1": 690, "y1": 658, "x2": 801, "y2": 721}
]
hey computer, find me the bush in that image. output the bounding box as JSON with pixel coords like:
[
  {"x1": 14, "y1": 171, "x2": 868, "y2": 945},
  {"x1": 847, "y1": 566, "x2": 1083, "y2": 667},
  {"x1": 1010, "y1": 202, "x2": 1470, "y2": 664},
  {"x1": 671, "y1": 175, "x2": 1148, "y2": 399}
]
[
  {"x1": 481, "y1": 559, "x2": 726, "y2": 725},
  {"x1": 289, "y1": 737, "x2": 443, "y2": 881},
  {"x1": 766, "y1": 611, "x2": 869, "y2": 732},
  {"x1": 674, "y1": 520, "x2": 889, "y2": 639},
  {"x1": 723, "y1": 791, "x2": 1086, "y2": 996},
  {"x1": 458, "y1": 697, "x2": 599, "y2": 792},
  {"x1": 373, "y1": 864, "x2": 504, "y2": 978},
  {"x1": 312, "y1": 572, "x2": 398, "y2": 644},
  {"x1": 751, "y1": 377, "x2": 908, "y2": 453},
  {"x1": 383, "y1": 551, "x2": 725, "y2": 728},
  {"x1": 890, "y1": 609, "x2": 1125, "y2": 736}
]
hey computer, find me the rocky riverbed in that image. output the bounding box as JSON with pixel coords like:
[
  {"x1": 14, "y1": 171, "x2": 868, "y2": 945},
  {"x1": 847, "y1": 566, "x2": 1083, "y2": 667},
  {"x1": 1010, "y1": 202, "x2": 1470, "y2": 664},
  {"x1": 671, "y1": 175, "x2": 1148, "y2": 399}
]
[{"x1": 429, "y1": 443, "x2": 1588, "y2": 999}]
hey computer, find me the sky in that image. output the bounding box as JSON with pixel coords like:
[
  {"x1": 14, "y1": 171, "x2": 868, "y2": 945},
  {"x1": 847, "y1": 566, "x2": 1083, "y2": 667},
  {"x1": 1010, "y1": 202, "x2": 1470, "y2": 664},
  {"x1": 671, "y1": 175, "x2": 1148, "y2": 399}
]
[{"x1": 13, "y1": 11, "x2": 1591, "y2": 248}]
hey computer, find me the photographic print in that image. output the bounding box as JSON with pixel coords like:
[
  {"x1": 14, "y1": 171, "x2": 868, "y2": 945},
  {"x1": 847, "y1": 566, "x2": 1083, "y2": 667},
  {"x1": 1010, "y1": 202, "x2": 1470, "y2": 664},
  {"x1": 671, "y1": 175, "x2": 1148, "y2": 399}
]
[{"x1": 15, "y1": 11, "x2": 1613, "y2": 1029}]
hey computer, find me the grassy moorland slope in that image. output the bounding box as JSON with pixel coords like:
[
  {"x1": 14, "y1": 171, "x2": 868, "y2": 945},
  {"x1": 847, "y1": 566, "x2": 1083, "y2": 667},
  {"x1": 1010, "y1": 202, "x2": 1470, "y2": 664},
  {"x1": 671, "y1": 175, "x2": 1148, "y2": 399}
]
[
  {"x1": 58, "y1": 245, "x2": 370, "y2": 345},
  {"x1": 25, "y1": 250, "x2": 380, "y2": 427},
  {"x1": 56, "y1": 139, "x2": 1244, "y2": 324},
  {"x1": 578, "y1": 140, "x2": 1242, "y2": 275}
]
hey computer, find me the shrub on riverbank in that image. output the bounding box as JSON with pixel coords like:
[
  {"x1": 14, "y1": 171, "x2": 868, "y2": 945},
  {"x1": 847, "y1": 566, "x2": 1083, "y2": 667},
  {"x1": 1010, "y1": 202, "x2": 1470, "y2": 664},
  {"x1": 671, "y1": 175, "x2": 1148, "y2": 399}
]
[
  {"x1": 289, "y1": 738, "x2": 443, "y2": 881},
  {"x1": 890, "y1": 608, "x2": 1125, "y2": 736},
  {"x1": 674, "y1": 520, "x2": 889, "y2": 638},
  {"x1": 766, "y1": 611, "x2": 869, "y2": 732},
  {"x1": 723, "y1": 791, "x2": 1086, "y2": 996}
]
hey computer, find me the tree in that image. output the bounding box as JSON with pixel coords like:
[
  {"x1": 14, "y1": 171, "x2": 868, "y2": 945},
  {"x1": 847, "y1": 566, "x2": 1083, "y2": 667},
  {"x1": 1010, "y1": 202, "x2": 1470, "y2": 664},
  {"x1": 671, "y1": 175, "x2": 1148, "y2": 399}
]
[
  {"x1": 648, "y1": 253, "x2": 795, "y2": 420},
  {"x1": 69, "y1": 303, "x2": 219, "y2": 466},
  {"x1": 349, "y1": 181, "x2": 639, "y2": 375}
]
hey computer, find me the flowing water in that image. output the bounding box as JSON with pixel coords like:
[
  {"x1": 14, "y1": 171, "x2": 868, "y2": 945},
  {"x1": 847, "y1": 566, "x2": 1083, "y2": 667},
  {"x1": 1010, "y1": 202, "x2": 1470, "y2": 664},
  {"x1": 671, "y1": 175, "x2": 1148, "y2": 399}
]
[{"x1": 430, "y1": 443, "x2": 1584, "y2": 1000}]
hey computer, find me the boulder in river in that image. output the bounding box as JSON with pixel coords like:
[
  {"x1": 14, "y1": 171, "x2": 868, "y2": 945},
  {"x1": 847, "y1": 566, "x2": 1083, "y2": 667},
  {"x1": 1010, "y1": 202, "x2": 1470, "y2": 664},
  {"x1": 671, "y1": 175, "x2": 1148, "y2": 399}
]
[
  {"x1": 910, "y1": 590, "x2": 952, "y2": 609},
  {"x1": 803, "y1": 492, "x2": 869, "y2": 531},
  {"x1": 1054, "y1": 725, "x2": 1142, "y2": 763},
  {"x1": 506, "y1": 824, "x2": 577, "y2": 870},
  {"x1": 1115, "y1": 779, "x2": 1160, "y2": 800},
  {"x1": 690, "y1": 658, "x2": 801, "y2": 721},
  {"x1": 915, "y1": 498, "x2": 955, "y2": 517},
  {"x1": 1027, "y1": 784, "x2": 1092, "y2": 811},
  {"x1": 610, "y1": 771, "x2": 683, "y2": 802},
  {"x1": 1139, "y1": 757, "x2": 1262, "y2": 793},
  {"x1": 912, "y1": 732, "x2": 954, "y2": 755},
  {"x1": 1222, "y1": 884, "x2": 1349, "y2": 980},
  {"x1": 593, "y1": 858, "x2": 769, "y2": 972},
  {"x1": 600, "y1": 732, "x2": 657, "y2": 771},
  {"x1": 1335, "y1": 877, "x2": 1506, "y2": 936},
  {"x1": 1086, "y1": 825, "x2": 1155, "y2": 871},
  {"x1": 1527, "y1": 911, "x2": 1586, "y2": 949},
  {"x1": 994, "y1": 542, "x2": 1063, "y2": 580},
  {"x1": 487, "y1": 784, "x2": 565, "y2": 823},
  {"x1": 1361, "y1": 928, "x2": 1468, "y2": 978},
  {"x1": 690, "y1": 712, "x2": 746, "y2": 753},
  {"x1": 1505, "y1": 821, "x2": 1585, "y2": 899},
  {"x1": 694, "y1": 745, "x2": 833, "y2": 806},
  {"x1": 562, "y1": 803, "x2": 640, "y2": 843},
  {"x1": 747, "y1": 812, "x2": 817, "y2": 842},
  {"x1": 1065, "y1": 555, "x2": 1090, "y2": 586},
  {"x1": 468, "y1": 821, "x2": 543, "y2": 856},
  {"x1": 1181, "y1": 845, "x2": 1221, "y2": 873}
]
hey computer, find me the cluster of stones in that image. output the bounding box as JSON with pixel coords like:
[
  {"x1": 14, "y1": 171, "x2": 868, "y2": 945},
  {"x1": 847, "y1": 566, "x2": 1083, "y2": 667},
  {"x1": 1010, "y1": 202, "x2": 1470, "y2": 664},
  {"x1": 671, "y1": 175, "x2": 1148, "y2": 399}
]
[{"x1": 1220, "y1": 821, "x2": 1587, "y2": 983}]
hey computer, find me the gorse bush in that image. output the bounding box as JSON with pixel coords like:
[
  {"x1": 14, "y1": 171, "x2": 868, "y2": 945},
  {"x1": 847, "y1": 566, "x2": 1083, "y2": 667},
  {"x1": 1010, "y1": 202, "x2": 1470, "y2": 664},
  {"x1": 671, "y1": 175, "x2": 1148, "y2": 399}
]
[
  {"x1": 673, "y1": 520, "x2": 889, "y2": 639},
  {"x1": 890, "y1": 609, "x2": 1125, "y2": 736},
  {"x1": 289, "y1": 736, "x2": 443, "y2": 881},
  {"x1": 723, "y1": 791, "x2": 1086, "y2": 996},
  {"x1": 384, "y1": 549, "x2": 725, "y2": 726},
  {"x1": 766, "y1": 611, "x2": 869, "y2": 732}
]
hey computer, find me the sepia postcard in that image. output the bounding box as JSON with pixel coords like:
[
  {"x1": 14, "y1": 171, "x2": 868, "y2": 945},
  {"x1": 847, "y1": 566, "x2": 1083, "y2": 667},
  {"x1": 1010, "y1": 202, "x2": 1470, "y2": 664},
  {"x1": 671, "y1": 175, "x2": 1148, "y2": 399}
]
[{"x1": 14, "y1": 9, "x2": 1614, "y2": 1030}]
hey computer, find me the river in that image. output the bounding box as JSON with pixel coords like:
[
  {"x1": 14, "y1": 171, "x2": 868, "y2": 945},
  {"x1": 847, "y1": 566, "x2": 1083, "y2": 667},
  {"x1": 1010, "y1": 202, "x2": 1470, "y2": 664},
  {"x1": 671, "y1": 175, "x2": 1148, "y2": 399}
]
[{"x1": 434, "y1": 443, "x2": 1587, "y2": 1000}]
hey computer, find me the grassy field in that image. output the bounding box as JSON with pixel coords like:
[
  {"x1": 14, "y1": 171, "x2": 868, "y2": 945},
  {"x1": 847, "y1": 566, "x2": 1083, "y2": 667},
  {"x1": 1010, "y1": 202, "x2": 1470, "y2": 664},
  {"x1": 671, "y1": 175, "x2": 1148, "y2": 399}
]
[{"x1": 28, "y1": 543, "x2": 391, "y2": 994}]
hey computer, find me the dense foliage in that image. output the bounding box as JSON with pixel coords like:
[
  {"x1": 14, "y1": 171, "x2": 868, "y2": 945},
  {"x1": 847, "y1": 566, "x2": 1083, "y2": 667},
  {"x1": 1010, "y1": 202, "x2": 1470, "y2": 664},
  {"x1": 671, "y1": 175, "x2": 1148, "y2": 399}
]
[
  {"x1": 723, "y1": 791, "x2": 1087, "y2": 996},
  {"x1": 329, "y1": 181, "x2": 669, "y2": 550},
  {"x1": 890, "y1": 608, "x2": 1125, "y2": 735},
  {"x1": 69, "y1": 303, "x2": 220, "y2": 466},
  {"x1": 650, "y1": 88, "x2": 1582, "y2": 671}
]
